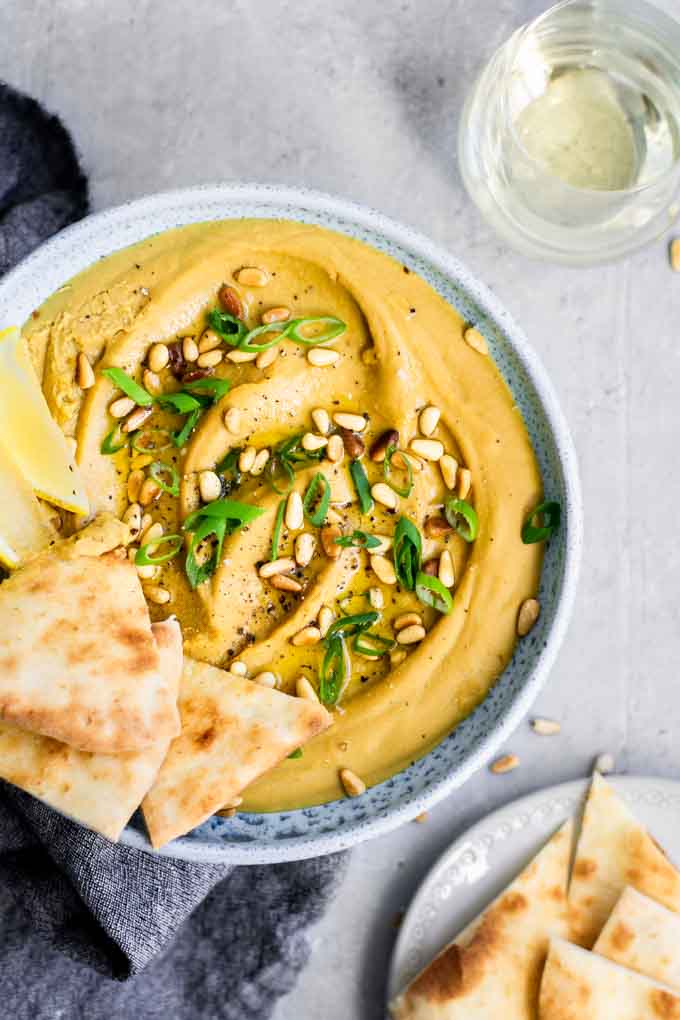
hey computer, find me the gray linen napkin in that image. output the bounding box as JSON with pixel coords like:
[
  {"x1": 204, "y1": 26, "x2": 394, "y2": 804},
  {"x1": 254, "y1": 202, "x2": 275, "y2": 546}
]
[{"x1": 0, "y1": 81, "x2": 348, "y2": 1019}]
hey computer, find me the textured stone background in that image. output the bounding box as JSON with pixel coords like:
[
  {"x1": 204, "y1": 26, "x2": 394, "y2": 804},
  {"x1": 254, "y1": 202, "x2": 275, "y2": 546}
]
[{"x1": 3, "y1": 1, "x2": 680, "y2": 1016}]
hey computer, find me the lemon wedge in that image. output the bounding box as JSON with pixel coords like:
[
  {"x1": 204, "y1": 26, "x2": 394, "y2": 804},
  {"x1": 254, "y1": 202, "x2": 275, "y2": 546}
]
[
  {"x1": 0, "y1": 441, "x2": 53, "y2": 569},
  {"x1": 0, "y1": 326, "x2": 89, "y2": 515}
]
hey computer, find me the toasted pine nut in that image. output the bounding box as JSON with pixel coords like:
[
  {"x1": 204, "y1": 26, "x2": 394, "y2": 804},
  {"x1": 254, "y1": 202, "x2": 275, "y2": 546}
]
[
  {"x1": 424, "y1": 516, "x2": 453, "y2": 538},
  {"x1": 594, "y1": 752, "x2": 615, "y2": 775},
  {"x1": 311, "y1": 408, "x2": 331, "y2": 435},
  {"x1": 394, "y1": 612, "x2": 422, "y2": 631},
  {"x1": 296, "y1": 674, "x2": 320, "y2": 703},
  {"x1": 326, "y1": 434, "x2": 344, "y2": 463},
  {"x1": 148, "y1": 343, "x2": 170, "y2": 373},
  {"x1": 368, "y1": 586, "x2": 384, "y2": 610},
  {"x1": 291, "y1": 625, "x2": 322, "y2": 647},
  {"x1": 438, "y1": 549, "x2": 455, "y2": 588},
  {"x1": 371, "y1": 482, "x2": 398, "y2": 510},
  {"x1": 145, "y1": 584, "x2": 171, "y2": 605},
  {"x1": 110, "y1": 396, "x2": 135, "y2": 419},
  {"x1": 230, "y1": 660, "x2": 248, "y2": 676},
  {"x1": 198, "y1": 329, "x2": 223, "y2": 354},
  {"x1": 253, "y1": 671, "x2": 278, "y2": 688},
  {"x1": 464, "y1": 326, "x2": 488, "y2": 355},
  {"x1": 262, "y1": 306, "x2": 290, "y2": 324},
  {"x1": 223, "y1": 796, "x2": 243, "y2": 810},
  {"x1": 517, "y1": 598, "x2": 540, "y2": 636},
  {"x1": 422, "y1": 558, "x2": 439, "y2": 576},
  {"x1": 270, "y1": 573, "x2": 303, "y2": 593},
  {"x1": 139, "y1": 477, "x2": 162, "y2": 506},
  {"x1": 197, "y1": 349, "x2": 223, "y2": 369},
  {"x1": 333, "y1": 412, "x2": 367, "y2": 432},
  {"x1": 256, "y1": 345, "x2": 279, "y2": 369},
  {"x1": 531, "y1": 717, "x2": 561, "y2": 736},
  {"x1": 131, "y1": 453, "x2": 153, "y2": 471},
  {"x1": 250, "y1": 449, "x2": 270, "y2": 476},
  {"x1": 325, "y1": 507, "x2": 343, "y2": 525},
  {"x1": 227, "y1": 349, "x2": 258, "y2": 363},
  {"x1": 224, "y1": 407, "x2": 242, "y2": 434},
  {"x1": 285, "y1": 490, "x2": 304, "y2": 530},
  {"x1": 236, "y1": 266, "x2": 269, "y2": 287},
  {"x1": 76, "y1": 352, "x2": 95, "y2": 389},
  {"x1": 321, "y1": 524, "x2": 342, "y2": 558},
  {"x1": 123, "y1": 405, "x2": 154, "y2": 433},
  {"x1": 239, "y1": 446, "x2": 256, "y2": 472},
  {"x1": 419, "y1": 405, "x2": 441, "y2": 436},
  {"x1": 340, "y1": 768, "x2": 366, "y2": 797},
  {"x1": 410, "y1": 438, "x2": 444, "y2": 462},
  {"x1": 294, "y1": 532, "x2": 315, "y2": 567},
  {"x1": 135, "y1": 559, "x2": 157, "y2": 580},
  {"x1": 218, "y1": 284, "x2": 244, "y2": 318},
  {"x1": 439, "y1": 454, "x2": 458, "y2": 490},
  {"x1": 302, "y1": 432, "x2": 328, "y2": 452},
  {"x1": 370, "y1": 554, "x2": 396, "y2": 585},
  {"x1": 127, "y1": 469, "x2": 145, "y2": 503},
  {"x1": 371, "y1": 534, "x2": 393, "y2": 554},
  {"x1": 259, "y1": 557, "x2": 296, "y2": 578},
  {"x1": 392, "y1": 450, "x2": 423, "y2": 473},
  {"x1": 139, "y1": 520, "x2": 163, "y2": 547},
  {"x1": 369, "y1": 429, "x2": 399, "y2": 463},
  {"x1": 182, "y1": 337, "x2": 199, "y2": 362},
  {"x1": 414, "y1": 812, "x2": 429, "y2": 823},
  {"x1": 339, "y1": 427, "x2": 365, "y2": 459},
  {"x1": 122, "y1": 502, "x2": 142, "y2": 538},
  {"x1": 390, "y1": 649, "x2": 407, "y2": 667},
  {"x1": 199, "y1": 469, "x2": 222, "y2": 503},
  {"x1": 458, "y1": 467, "x2": 472, "y2": 500},
  {"x1": 317, "y1": 605, "x2": 334, "y2": 637},
  {"x1": 140, "y1": 512, "x2": 152, "y2": 534},
  {"x1": 143, "y1": 369, "x2": 162, "y2": 395},
  {"x1": 308, "y1": 348, "x2": 339, "y2": 367},
  {"x1": 396, "y1": 623, "x2": 426, "y2": 645},
  {"x1": 490, "y1": 753, "x2": 519, "y2": 774}
]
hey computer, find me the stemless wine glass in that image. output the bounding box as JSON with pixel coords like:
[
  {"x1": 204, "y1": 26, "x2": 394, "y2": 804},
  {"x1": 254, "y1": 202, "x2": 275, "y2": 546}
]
[{"x1": 458, "y1": 0, "x2": 680, "y2": 265}]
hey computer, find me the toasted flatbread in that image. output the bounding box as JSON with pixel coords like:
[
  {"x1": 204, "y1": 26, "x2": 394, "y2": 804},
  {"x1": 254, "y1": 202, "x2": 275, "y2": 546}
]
[
  {"x1": 142, "y1": 657, "x2": 333, "y2": 848},
  {"x1": 593, "y1": 886, "x2": 680, "y2": 990},
  {"x1": 0, "y1": 618, "x2": 182, "y2": 841},
  {"x1": 539, "y1": 937, "x2": 680, "y2": 1019},
  {"x1": 389, "y1": 820, "x2": 572, "y2": 1019},
  {"x1": 0, "y1": 546, "x2": 181, "y2": 752},
  {"x1": 569, "y1": 774, "x2": 680, "y2": 947}
]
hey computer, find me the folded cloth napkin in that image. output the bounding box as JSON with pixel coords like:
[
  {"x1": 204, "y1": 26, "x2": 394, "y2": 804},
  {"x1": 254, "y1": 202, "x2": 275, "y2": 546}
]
[{"x1": 0, "y1": 81, "x2": 348, "y2": 1019}]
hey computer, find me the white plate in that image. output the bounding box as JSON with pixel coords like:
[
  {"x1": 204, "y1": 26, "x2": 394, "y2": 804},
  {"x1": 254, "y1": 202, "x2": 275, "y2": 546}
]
[{"x1": 388, "y1": 774, "x2": 680, "y2": 1001}]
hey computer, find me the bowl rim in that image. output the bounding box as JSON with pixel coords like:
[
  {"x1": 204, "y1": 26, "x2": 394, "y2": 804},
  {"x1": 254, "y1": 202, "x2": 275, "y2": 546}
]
[{"x1": 0, "y1": 182, "x2": 583, "y2": 862}]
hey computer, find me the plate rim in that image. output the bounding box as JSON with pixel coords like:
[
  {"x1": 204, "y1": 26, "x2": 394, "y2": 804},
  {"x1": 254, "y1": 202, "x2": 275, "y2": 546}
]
[{"x1": 0, "y1": 182, "x2": 583, "y2": 862}]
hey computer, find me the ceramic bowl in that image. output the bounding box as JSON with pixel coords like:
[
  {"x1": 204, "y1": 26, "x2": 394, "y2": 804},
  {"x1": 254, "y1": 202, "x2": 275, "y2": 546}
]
[{"x1": 0, "y1": 184, "x2": 583, "y2": 863}]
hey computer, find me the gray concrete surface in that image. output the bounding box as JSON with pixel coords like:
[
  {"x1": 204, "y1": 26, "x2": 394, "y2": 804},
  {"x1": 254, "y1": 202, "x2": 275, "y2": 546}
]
[{"x1": 4, "y1": 1, "x2": 680, "y2": 1016}]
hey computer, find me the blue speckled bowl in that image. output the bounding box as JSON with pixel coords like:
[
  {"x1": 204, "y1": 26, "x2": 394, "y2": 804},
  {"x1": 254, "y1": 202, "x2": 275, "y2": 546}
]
[{"x1": 0, "y1": 184, "x2": 583, "y2": 863}]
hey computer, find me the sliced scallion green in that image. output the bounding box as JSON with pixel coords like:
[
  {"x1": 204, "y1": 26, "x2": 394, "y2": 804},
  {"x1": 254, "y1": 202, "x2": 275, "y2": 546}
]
[
  {"x1": 319, "y1": 636, "x2": 350, "y2": 706},
  {"x1": 100, "y1": 424, "x2": 127, "y2": 455},
  {"x1": 135, "y1": 533, "x2": 183, "y2": 566},
  {"x1": 349, "y1": 459, "x2": 373, "y2": 514},
  {"x1": 184, "y1": 515, "x2": 227, "y2": 589},
  {"x1": 521, "y1": 500, "x2": 561, "y2": 544},
  {"x1": 383, "y1": 445, "x2": 414, "y2": 498},
  {"x1": 288, "y1": 747, "x2": 304, "y2": 759},
  {"x1": 238, "y1": 322, "x2": 288, "y2": 354},
  {"x1": 325, "y1": 612, "x2": 379, "y2": 642},
  {"x1": 101, "y1": 366, "x2": 154, "y2": 406},
  {"x1": 285, "y1": 316, "x2": 346, "y2": 346},
  {"x1": 149, "y1": 460, "x2": 180, "y2": 497},
  {"x1": 183, "y1": 498, "x2": 265, "y2": 530},
  {"x1": 173, "y1": 407, "x2": 202, "y2": 448},
  {"x1": 444, "y1": 498, "x2": 479, "y2": 542},
  {"x1": 334, "y1": 530, "x2": 381, "y2": 550},
  {"x1": 131, "y1": 427, "x2": 173, "y2": 454},
  {"x1": 303, "y1": 472, "x2": 331, "y2": 526},
  {"x1": 208, "y1": 308, "x2": 248, "y2": 347},
  {"x1": 157, "y1": 392, "x2": 203, "y2": 414},
  {"x1": 184, "y1": 377, "x2": 231, "y2": 402},
  {"x1": 272, "y1": 499, "x2": 286, "y2": 561},
  {"x1": 352, "y1": 632, "x2": 395, "y2": 657},
  {"x1": 415, "y1": 571, "x2": 454, "y2": 614},
  {"x1": 393, "y1": 516, "x2": 422, "y2": 591}
]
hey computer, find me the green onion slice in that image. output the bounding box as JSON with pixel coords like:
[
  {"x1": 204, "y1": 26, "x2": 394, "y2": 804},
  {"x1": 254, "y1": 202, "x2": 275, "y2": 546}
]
[
  {"x1": 521, "y1": 500, "x2": 561, "y2": 544},
  {"x1": 185, "y1": 515, "x2": 227, "y2": 589},
  {"x1": 285, "y1": 316, "x2": 346, "y2": 346},
  {"x1": 183, "y1": 498, "x2": 265, "y2": 531},
  {"x1": 349, "y1": 459, "x2": 373, "y2": 515},
  {"x1": 184, "y1": 377, "x2": 231, "y2": 402},
  {"x1": 173, "y1": 407, "x2": 202, "y2": 448},
  {"x1": 303, "y1": 472, "x2": 331, "y2": 526},
  {"x1": 334, "y1": 530, "x2": 381, "y2": 550},
  {"x1": 157, "y1": 392, "x2": 203, "y2": 414},
  {"x1": 319, "y1": 637, "x2": 350, "y2": 706},
  {"x1": 393, "y1": 516, "x2": 422, "y2": 591},
  {"x1": 131, "y1": 427, "x2": 173, "y2": 454},
  {"x1": 352, "y1": 632, "x2": 395, "y2": 657},
  {"x1": 100, "y1": 424, "x2": 127, "y2": 455},
  {"x1": 238, "y1": 322, "x2": 288, "y2": 353},
  {"x1": 415, "y1": 571, "x2": 454, "y2": 614},
  {"x1": 325, "y1": 612, "x2": 379, "y2": 642},
  {"x1": 101, "y1": 366, "x2": 154, "y2": 406},
  {"x1": 135, "y1": 533, "x2": 183, "y2": 566},
  {"x1": 208, "y1": 308, "x2": 248, "y2": 347},
  {"x1": 266, "y1": 456, "x2": 296, "y2": 495},
  {"x1": 444, "y1": 498, "x2": 479, "y2": 542},
  {"x1": 288, "y1": 747, "x2": 304, "y2": 759},
  {"x1": 383, "y1": 445, "x2": 414, "y2": 498},
  {"x1": 149, "y1": 460, "x2": 180, "y2": 497},
  {"x1": 272, "y1": 499, "x2": 286, "y2": 561}
]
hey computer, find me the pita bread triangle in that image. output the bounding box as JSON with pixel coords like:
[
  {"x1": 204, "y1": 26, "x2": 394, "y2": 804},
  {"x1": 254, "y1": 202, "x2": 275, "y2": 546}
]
[
  {"x1": 569, "y1": 773, "x2": 680, "y2": 947},
  {"x1": 0, "y1": 539, "x2": 180, "y2": 752},
  {"x1": 0, "y1": 618, "x2": 183, "y2": 841},
  {"x1": 539, "y1": 936, "x2": 680, "y2": 1019},
  {"x1": 142, "y1": 657, "x2": 333, "y2": 848},
  {"x1": 389, "y1": 819, "x2": 572, "y2": 1019},
  {"x1": 593, "y1": 885, "x2": 680, "y2": 991}
]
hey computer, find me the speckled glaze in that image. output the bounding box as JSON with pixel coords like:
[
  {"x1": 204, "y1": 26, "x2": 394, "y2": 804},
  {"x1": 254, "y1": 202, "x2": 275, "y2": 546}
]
[{"x1": 0, "y1": 184, "x2": 583, "y2": 863}]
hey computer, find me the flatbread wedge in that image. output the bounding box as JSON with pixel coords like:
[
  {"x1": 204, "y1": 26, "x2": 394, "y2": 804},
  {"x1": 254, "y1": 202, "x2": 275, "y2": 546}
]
[
  {"x1": 389, "y1": 820, "x2": 572, "y2": 1019},
  {"x1": 594, "y1": 886, "x2": 680, "y2": 990},
  {"x1": 0, "y1": 544, "x2": 181, "y2": 752},
  {"x1": 569, "y1": 773, "x2": 680, "y2": 947},
  {"x1": 0, "y1": 618, "x2": 182, "y2": 841},
  {"x1": 539, "y1": 936, "x2": 680, "y2": 1019},
  {"x1": 142, "y1": 657, "x2": 333, "y2": 849}
]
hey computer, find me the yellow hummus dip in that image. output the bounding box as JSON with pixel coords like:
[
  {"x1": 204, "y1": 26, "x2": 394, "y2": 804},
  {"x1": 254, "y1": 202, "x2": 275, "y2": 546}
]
[{"x1": 23, "y1": 220, "x2": 543, "y2": 811}]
